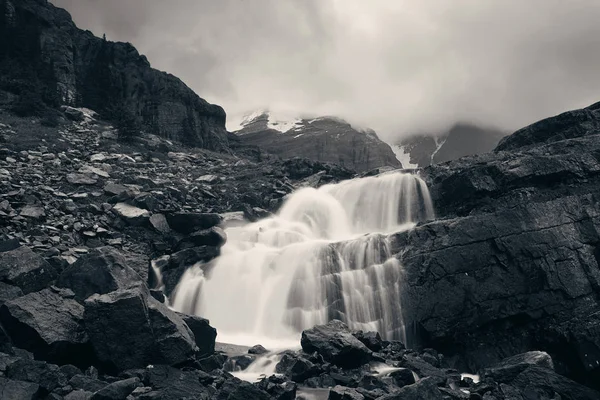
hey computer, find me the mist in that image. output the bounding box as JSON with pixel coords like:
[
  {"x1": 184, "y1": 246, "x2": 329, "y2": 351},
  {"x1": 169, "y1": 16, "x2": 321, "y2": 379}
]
[{"x1": 52, "y1": 0, "x2": 600, "y2": 142}]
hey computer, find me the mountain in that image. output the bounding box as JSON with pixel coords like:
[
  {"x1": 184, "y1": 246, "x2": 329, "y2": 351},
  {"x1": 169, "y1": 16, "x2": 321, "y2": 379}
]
[
  {"x1": 0, "y1": 0, "x2": 228, "y2": 150},
  {"x1": 392, "y1": 122, "x2": 507, "y2": 168},
  {"x1": 232, "y1": 110, "x2": 402, "y2": 172}
]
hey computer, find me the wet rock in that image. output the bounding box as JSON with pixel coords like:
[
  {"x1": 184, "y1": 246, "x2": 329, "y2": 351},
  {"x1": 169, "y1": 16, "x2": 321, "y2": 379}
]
[
  {"x1": 275, "y1": 352, "x2": 321, "y2": 382},
  {"x1": 388, "y1": 368, "x2": 415, "y2": 388},
  {"x1": 178, "y1": 226, "x2": 227, "y2": 249},
  {"x1": 84, "y1": 287, "x2": 196, "y2": 371},
  {"x1": 112, "y1": 203, "x2": 150, "y2": 226},
  {"x1": 175, "y1": 312, "x2": 217, "y2": 356},
  {"x1": 301, "y1": 320, "x2": 372, "y2": 369},
  {"x1": 256, "y1": 374, "x2": 296, "y2": 400},
  {"x1": 214, "y1": 377, "x2": 271, "y2": 400},
  {"x1": 57, "y1": 246, "x2": 143, "y2": 301},
  {"x1": 353, "y1": 331, "x2": 383, "y2": 352},
  {"x1": 0, "y1": 245, "x2": 58, "y2": 294},
  {"x1": 166, "y1": 212, "x2": 223, "y2": 234},
  {"x1": 0, "y1": 287, "x2": 91, "y2": 365},
  {"x1": 248, "y1": 344, "x2": 269, "y2": 355},
  {"x1": 90, "y1": 377, "x2": 140, "y2": 400}
]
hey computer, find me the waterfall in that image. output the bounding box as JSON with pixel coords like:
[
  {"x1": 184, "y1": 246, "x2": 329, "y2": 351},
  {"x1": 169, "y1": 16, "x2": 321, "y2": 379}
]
[{"x1": 170, "y1": 171, "x2": 434, "y2": 346}]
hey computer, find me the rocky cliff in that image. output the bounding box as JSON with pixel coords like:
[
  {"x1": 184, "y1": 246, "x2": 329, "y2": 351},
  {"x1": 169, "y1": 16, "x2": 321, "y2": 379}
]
[
  {"x1": 393, "y1": 122, "x2": 507, "y2": 168},
  {"x1": 233, "y1": 111, "x2": 402, "y2": 172},
  {"x1": 0, "y1": 0, "x2": 229, "y2": 150},
  {"x1": 391, "y1": 102, "x2": 600, "y2": 388}
]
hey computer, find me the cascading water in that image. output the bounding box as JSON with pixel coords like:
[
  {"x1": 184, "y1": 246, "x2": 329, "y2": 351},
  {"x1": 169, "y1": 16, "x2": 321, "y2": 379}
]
[{"x1": 170, "y1": 171, "x2": 434, "y2": 347}]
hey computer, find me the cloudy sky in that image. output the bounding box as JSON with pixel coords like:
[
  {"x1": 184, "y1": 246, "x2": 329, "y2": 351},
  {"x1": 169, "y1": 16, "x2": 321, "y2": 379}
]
[{"x1": 53, "y1": 0, "x2": 600, "y2": 142}]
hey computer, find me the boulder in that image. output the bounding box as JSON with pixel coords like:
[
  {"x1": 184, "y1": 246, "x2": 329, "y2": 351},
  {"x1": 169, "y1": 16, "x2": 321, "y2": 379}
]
[
  {"x1": 0, "y1": 282, "x2": 23, "y2": 306},
  {"x1": 0, "y1": 377, "x2": 40, "y2": 399},
  {"x1": 175, "y1": 312, "x2": 217, "y2": 356},
  {"x1": 214, "y1": 377, "x2": 271, "y2": 400},
  {"x1": 6, "y1": 358, "x2": 67, "y2": 394},
  {"x1": 377, "y1": 377, "x2": 443, "y2": 400},
  {"x1": 0, "y1": 287, "x2": 91, "y2": 365},
  {"x1": 482, "y1": 351, "x2": 554, "y2": 383},
  {"x1": 19, "y1": 205, "x2": 45, "y2": 219},
  {"x1": 275, "y1": 352, "x2": 321, "y2": 382},
  {"x1": 143, "y1": 364, "x2": 216, "y2": 400},
  {"x1": 353, "y1": 331, "x2": 383, "y2": 352},
  {"x1": 166, "y1": 212, "x2": 223, "y2": 234},
  {"x1": 328, "y1": 385, "x2": 365, "y2": 400},
  {"x1": 149, "y1": 213, "x2": 171, "y2": 234},
  {"x1": 509, "y1": 365, "x2": 600, "y2": 400},
  {"x1": 84, "y1": 287, "x2": 196, "y2": 371},
  {"x1": 63, "y1": 106, "x2": 85, "y2": 121},
  {"x1": 112, "y1": 203, "x2": 149, "y2": 226},
  {"x1": 67, "y1": 173, "x2": 98, "y2": 185},
  {"x1": 90, "y1": 377, "x2": 140, "y2": 400},
  {"x1": 301, "y1": 320, "x2": 372, "y2": 369},
  {"x1": 57, "y1": 247, "x2": 143, "y2": 301},
  {"x1": 0, "y1": 245, "x2": 58, "y2": 294},
  {"x1": 248, "y1": 344, "x2": 269, "y2": 355},
  {"x1": 255, "y1": 374, "x2": 296, "y2": 400},
  {"x1": 177, "y1": 226, "x2": 227, "y2": 249}
]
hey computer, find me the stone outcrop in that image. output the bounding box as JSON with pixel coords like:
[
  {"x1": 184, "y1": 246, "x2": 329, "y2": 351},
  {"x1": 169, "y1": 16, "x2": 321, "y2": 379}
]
[
  {"x1": 0, "y1": 0, "x2": 229, "y2": 150},
  {"x1": 390, "y1": 101, "x2": 600, "y2": 389},
  {"x1": 234, "y1": 112, "x2": 401, "y2": 172}
]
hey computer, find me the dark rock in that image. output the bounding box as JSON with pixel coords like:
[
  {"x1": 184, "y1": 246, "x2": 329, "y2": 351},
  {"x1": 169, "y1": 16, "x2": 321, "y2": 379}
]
[
  {"x1": 224, "y1": 354, "x2": 256, "y2": 371},
  {"x1": 248, "y1": 344, "x2": 269, "y2": 355},
  {"x1": 175, "y1": 312, "x2": 217, "y2": 356},
  {"x1": 0, "y1": 246, "x2": 58, "y2": 294},
  {"x1": 90, "y1": 377, "x2": 140, "y2": 400},
  {"x1": 143, "y1": 364, "x2": 216, "y2": 400},
  {"x1": 353, "y1": 331, "x2": 383, "y2": 352},
  {"x1": 275, "y1": 352, "x2": 321, "y2": 382},
  {"x1": 60, "y1": 364, "x2": 83, "y2": 380},
  {"x1": 0, "y1": 239, "x2": 20, "y2": 253},
  {"x1": 6, "y1": 358, "x2": 67, "y2": 394},
  {"x1": 388, "y1": 368, "x2": 415, "y2": 388},
  {"x1": 0, "y1": 287, "x2": 91, "y2": 365},
  {"x1": 83, "y1": 287, "x2": 196, "y2": 371},
  {"x1": 511, "y1": 365, "x2": 600, "y2": 400},
  {"x1": 57, "y1": 246, "x2": 143, "y2": 301},
  {"x1": 19, "y1": 205, "x2": 45, "y2": 219},
  {"x1": 166, "y1": 212, "x2": 223, "y2": 234},
  {"x1": 0, "y1": 282, "x2": 23, "y2": 306},
  {"x1": 196, "y1": 352, "x2": 228, "y2": 372},
  {"x1": 69, "y1": 375, "x2": 109, "y2": 392},
  {"x1": 214, "y1": 377, "x2": 271, "y2": 400},
  {"x1": 377, "y1": 377, "x2": 443, "y2": 400},
  {"x1": 65, "y1": 390, "x2": 94, "y2": 400},
  {"x1": 62, "y1": 106, "x2": 85, "y2": 121},
  {"x1": 162, "y1": 246, "x2": 220, "y2": 296},
  {"x1": 178, "y1": 226, "x2": 227, "y2": 249},
  {"x1": 149, "y1": 214, "x2": 170, "y2": 234},
  {"x1": 301, "y1": 320, "x2": 372, "y2": 369},
  {"x1": 0, "y1": 376, "x2": 40, "y2": 399},
  {"x1": 67, "y1": 173, "x2": 98, "y2": 185},
  {"x1": 149, "y1": 289, "x2": 165, "y2": 303},
  {"x1": 496, "y1": 103, "x2": 600, "y2": 151},
  {"x1": 256, "y1": 374, "x2": 296, "y2": 400},
  {"x1": 328, "y1": 385, "x2": 365, "y2": 400},
  {"x1": 482, "y1": 351, "x2": 554, "y2": 383}
]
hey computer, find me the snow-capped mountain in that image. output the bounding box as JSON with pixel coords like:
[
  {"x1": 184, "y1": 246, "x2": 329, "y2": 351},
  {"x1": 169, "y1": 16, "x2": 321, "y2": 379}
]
[
  {"x1": 392, "y1": 123, "x2": 508, "y2": 168},
  {"x1": 230, "y1": 110, "x2": 401, "y2": 172}
]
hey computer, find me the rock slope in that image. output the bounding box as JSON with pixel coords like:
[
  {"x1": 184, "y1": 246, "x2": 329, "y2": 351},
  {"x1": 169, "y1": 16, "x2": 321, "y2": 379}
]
[
  {"x1": 233, "y1": 111, "x2": 401, "y2": 172},
  {"x1": 390, "y1": 101, "x2": 600, "y2": 389},
  {"x1": 0, "y1": 0, "x2": 228, "y2": 150}
]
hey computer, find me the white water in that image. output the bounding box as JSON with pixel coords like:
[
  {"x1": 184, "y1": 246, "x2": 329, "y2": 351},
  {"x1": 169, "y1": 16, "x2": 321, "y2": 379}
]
[{"x1": 170, "y1": 171, "x2": 434, "y2": 348}]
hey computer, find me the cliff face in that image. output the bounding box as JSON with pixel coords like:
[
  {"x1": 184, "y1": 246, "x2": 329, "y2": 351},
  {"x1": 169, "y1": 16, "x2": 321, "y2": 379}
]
[
  {"x1": 391, "y1": 101, "x2": 600, "y2": 388},
  {"x1": 0, "y1": 0, "x2": 228, "y2": 150},
  {"x1": 233, "y1": 111, "x2": 402, "y2": 172}
]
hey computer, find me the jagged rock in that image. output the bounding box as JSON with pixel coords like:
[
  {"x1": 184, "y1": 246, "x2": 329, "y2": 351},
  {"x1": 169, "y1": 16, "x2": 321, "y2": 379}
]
[
  {"x1": 57, "y1": 246, "x2": 143, "y2": 301},
  {"x1": 166, "y1": 212, "x2": 223, "y2": 234},
  {"x1": 62, "y1": 106, "x2": 85, "y2": 122},
  {"x1": 482, "y1": 351, "x2": 554, "y2": 383},
  {"x1": 149, "y1": 213, "x2": 170, "y2": 233},
  {"x1": 67, "y1": 173, "x2": 98, "y2": 185},
  {"x1": 143, "y1": 365, "x2": 216, "y2": 400},
  {"x1": 175, "y1": 312, "x2": 217, "y2": 356},
  {"x1": 508, "y1": 365, "x2": 600, "y2": 400},
  {"x1": 90, "y1": 377, "x2": 140, "y2": 400},
  {"x1": 162, "y1": 246, "x2": 220, "y2": 296},
  {"x1": 377, "y1": 377, "x2": 443, "y2": 400},
  {"x1": 0, "y1": 377, "x2": 40, "y2": 399},
  {"x1": 19, "y1": 205, "x2": 45, "y2": 219},
  {"x1": 0, "y1": 287, "x2": 91, "y2": 365},
  {"x1": 177, "y1": 226, "x2": 227, "y2": 249},
  {"x1": 224, "y1": 354, "x2": 256, "y2": 371},
  {"x1": 353, "y1": 331, "x2": 383, "y2": 352},
  {"x1": 0, "y1": 245, "x2": 58, "y2": 294},
  {"x1": 328, "y1": 385, "x2": 365, "y2": 400},
  {"x1": 275, "y1": 352, "x2": 321, "y2": 382},
  {"x1": 65, "y1": 390, "x2": 94, "y2": 400},
  {"x1": 112, "y1": 203, "x2": 150, "y2": 226},
  {"x1": 256, "y1": 374, "x2": 296, "y2": 400},
  {"x1": 103, "y1": 183, "x2": 128, "y2": 196},
  {"x1": 214, "y1": 377, "x2": 271, "y2": 400},
  {"x1": 6, "y1": 358, "x2": 67, "y2": 394},
  {"x1": 69, "y1": 375, "x2": 108, "y2": 392},
  {"x1": 0, "y1": 283, "x2": 22, "y2": 306},
  {"x1": 301, "y1": 320, "x2": 372, "y2": 369},
  {"x1": 83, "y1": 287, "x2": 196, "y2": 371},
  {"x1": 79, "y1": 165, "x2": 110, "y2": 178}
]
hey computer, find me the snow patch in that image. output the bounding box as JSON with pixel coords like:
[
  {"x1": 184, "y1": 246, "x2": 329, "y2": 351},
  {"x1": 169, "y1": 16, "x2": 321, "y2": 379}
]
[
  {"x1": 266, "y1": 112, "x2": 303, "y2": 133},
  {"x1": 430, "y1": 136, "x2": 448, "y2": 164},
  {"x1": 293, "y1": 134, "x2": 305, "y2": 139},
  {"x1": 391, "y1": 145, "x2": 418, "y2": 169}
]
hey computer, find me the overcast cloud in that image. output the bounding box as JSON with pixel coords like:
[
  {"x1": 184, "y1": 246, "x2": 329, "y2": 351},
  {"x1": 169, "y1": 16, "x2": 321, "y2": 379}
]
[{"x1": 52, "y1": 0, "x2": 600, "y2": 142}]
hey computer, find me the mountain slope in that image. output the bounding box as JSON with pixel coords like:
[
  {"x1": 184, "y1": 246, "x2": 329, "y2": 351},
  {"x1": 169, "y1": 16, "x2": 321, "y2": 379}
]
[
  {"x1": 393, "y1": 123, "x2": 507, "y2": 168},
  {"x1": 233, "y1": 111, "x2": 402, "y2": 172},
  {"x1": 0, "y1": 0, "x2": 228, "y2": 150}
]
